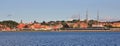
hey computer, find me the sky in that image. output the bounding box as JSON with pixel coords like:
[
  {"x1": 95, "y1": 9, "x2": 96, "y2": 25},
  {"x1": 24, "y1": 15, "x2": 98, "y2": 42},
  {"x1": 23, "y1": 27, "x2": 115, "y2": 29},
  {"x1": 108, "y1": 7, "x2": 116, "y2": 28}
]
[{"x1": 0, "y1": 0, "x2": 120, "y2": 22}]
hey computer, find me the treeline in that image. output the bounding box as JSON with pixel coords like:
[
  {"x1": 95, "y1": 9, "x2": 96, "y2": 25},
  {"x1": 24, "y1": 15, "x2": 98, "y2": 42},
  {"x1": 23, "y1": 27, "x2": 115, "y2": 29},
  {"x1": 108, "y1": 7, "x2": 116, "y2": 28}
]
[
  {"x1": 40, "y1": 19, "x2": 99, "y2": 28},
  {"x1": 0, "y1": 20, "x2": 18, "y2": 28},
  {"x1": 0, "y1": 19, "x2": 119, "y2": 29},
  {"x1": 0, "y1": 20, "x2": 98, "y2": 29}
]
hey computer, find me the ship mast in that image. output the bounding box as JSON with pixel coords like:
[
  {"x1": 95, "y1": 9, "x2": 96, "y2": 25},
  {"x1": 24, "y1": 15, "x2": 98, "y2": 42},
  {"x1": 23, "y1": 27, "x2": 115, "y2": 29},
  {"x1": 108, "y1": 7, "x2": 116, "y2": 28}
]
[
  {"x1": 97, "y1": 10, "x2": 99, "y2": 25},
  {"x1": 78, "y1": 13, "x2": 80, "y2": 21},
  {"x1": 86, "y1": 9, "x2": 88, "y2": 23},
  {"x1": 97, "y1": 10, "x2": 99, "y2": 22}
]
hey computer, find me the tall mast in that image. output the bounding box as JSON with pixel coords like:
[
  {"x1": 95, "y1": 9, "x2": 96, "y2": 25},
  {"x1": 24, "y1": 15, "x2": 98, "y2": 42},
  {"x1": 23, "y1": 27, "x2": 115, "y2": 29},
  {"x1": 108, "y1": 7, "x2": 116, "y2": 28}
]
[
  {"x1": 86, "y1": 9, "x2": 88, "y2": 23},
  {"x1": 78, "y1": 13, "x2": 80, "y2": 21},
  {"x1": 97, "y1": 10, "x2": 99, "y2": 22}
]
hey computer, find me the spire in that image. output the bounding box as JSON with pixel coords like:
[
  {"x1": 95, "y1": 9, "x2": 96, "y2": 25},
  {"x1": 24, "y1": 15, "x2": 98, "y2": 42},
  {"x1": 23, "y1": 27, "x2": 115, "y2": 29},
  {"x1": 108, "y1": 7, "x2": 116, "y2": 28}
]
[{"x1": 20, "y1": 20, "x2": 23, "y2": 23}]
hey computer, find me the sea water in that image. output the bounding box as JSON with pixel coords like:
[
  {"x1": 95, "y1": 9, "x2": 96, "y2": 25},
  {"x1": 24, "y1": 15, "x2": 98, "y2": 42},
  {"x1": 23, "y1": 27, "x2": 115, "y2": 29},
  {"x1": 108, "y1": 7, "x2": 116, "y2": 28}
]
[{"x1": 0, "y1": 32, "x2": 120, "y2": 46}]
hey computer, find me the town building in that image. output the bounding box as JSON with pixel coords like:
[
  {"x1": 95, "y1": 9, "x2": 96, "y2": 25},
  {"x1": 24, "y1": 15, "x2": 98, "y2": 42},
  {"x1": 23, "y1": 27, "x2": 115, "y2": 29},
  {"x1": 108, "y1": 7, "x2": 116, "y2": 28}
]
[
  {"x1": 111, "y1": 21, "x2": 120, "y2": 27},
  {"x1": 0, "y1": 24, "x2": 11, "y2": 31},
  {"x1": 67, "y1": 21, "x2": 88, "y2": 28}
]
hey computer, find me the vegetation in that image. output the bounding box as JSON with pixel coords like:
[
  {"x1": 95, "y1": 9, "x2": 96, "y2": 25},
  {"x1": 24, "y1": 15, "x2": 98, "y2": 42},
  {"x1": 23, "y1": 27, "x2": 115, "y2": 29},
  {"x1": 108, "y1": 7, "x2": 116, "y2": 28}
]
[
  {"x1": 62, "y1": 22, "x2": 69, "y2": 28},
  {"x1": 0, "y1": 20, "x2": 18, "y2": 28},
  {"x1": 0, "y1": 19, "x2": 119, "y2": 29},
  {"x1": 41, "y1": 21, "x2": 47, "y2": 25},
  {"x1": 88, "y1": 20, "x2": 98, "y2": 27}
]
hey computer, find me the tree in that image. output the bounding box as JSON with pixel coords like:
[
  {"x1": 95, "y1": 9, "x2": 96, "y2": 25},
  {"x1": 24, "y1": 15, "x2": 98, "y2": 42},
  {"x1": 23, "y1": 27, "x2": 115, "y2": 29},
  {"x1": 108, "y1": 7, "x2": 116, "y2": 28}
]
[
  {"x1": 88, "y1": 20, "x2": 98, "y2": 27},
  {"x1": 61, "y1": 20, "x2": 65, "y2": 23},
  {"x1": 62, "y1": 22, "x2": 69, "y2": 28},
  {"x1": 41, "y1": 21, "x2": 46, "y2": 25},
  {"x1": 72, "y1": 19, "x2": 79, "y2": 23},
  {"x1": 0, "y1": 20, "x2": 18, "y2": 28}
]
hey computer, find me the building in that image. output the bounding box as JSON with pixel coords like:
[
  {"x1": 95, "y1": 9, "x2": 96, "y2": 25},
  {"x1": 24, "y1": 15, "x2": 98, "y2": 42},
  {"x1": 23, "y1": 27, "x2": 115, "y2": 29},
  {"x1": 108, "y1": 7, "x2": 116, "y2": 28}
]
[
  {"x1": 17, "y1": 23, "x2": 26, "y2": 30},
  {"x1": 0, "y1": 24, "x2": 11, "y2": 31},
  {"x1": 92, "y1": 21, "x2": 120, "y2": 28},
  {"x1": 67, "y1": 21, "x2": 88, "y2": 28},
  {"x1": 111, "y1": 21, "x2": 120, "y2": 27},
  {"x1": 30, "y1": 23, "x2": 41, "y2": 30}
]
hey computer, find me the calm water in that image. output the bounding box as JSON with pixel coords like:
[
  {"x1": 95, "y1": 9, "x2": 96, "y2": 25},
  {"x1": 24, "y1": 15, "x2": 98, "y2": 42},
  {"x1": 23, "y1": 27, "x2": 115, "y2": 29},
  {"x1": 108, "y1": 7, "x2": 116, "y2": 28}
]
[{"x1": 0, "y1": 32, "x2": 120, "y2": 46}]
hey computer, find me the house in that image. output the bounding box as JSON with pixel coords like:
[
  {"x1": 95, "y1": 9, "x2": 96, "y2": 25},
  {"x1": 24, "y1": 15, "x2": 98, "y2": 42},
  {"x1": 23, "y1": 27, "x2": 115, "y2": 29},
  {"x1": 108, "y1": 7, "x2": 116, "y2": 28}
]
[
  {"x1": 53, "y1": 24, "x2": 63, "y2": 30},
  {"x1": 67, "y1": 21, "x2": 88, "y2": 28},
  {"x1": 17, "y1": 23, "x2": 26, "y2": 30},
  {"x1": 79, "y1": 21, "x2": 88, "y2": 28},
  {"x1": 92, "y1": 21, "x2": 120, "y2": 28},
  {"x1": 111, "y1": 22, "x2": 120, "y2": 27},
  {"x1": 30, "y1": 23, "x2": 41, "y2": 29},
  {"x1": 0, "y1": 24, "x2": 3, "y2": 30},
  {"x1": 0, "y1": 24, "x2": 11, "y2": 31}
]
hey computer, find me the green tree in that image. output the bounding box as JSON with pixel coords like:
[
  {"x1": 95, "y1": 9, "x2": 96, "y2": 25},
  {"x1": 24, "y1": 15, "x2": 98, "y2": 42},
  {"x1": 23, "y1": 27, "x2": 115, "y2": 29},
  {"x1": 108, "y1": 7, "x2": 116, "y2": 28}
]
[
  {"x1": 41, "y1": 21, "x2": 46, "y2": 25},
  {"x1": 0, "y1": 20, "x2": 18, "y2": 28},
  {"x1": 61, "y1": 22, "x2": 69, "y2": 28},
  {"x1": 88, "y1": 20, "x2": 98, "y2": 27},
  {"x1": 72, "y1": 19, "x2": 79, "y2": 23}
]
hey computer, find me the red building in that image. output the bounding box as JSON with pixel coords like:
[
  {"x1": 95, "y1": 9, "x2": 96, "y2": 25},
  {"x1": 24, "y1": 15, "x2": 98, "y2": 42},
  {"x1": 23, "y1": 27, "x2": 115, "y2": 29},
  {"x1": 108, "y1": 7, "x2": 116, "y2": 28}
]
[{"x1": 17, "y1": 23, "x2": 26, "y2": 30}]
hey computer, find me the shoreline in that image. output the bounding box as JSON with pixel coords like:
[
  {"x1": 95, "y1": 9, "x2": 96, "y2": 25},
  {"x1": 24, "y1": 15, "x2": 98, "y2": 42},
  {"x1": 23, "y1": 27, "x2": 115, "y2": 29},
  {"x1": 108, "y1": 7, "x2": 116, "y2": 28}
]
[
  {"x1": 0, "y1": 28, "x2": 120, "y2": 32},
  {"x1": 0, "y1": 30, "x2": 120, "y2": 32}
]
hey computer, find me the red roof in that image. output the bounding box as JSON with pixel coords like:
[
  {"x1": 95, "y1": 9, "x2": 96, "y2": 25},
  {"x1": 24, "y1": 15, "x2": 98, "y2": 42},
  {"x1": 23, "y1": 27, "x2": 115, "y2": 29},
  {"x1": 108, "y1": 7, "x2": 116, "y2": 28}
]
[{"x1": 17, "y1": 23, "x2": 26, "y2": 29}]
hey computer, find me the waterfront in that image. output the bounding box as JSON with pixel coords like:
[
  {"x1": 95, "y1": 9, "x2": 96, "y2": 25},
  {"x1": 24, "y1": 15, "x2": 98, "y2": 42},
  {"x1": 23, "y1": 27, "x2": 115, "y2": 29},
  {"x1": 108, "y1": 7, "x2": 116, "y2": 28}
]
[{"x1": 0, "y1": 32, "x2": 120, "y2": 46}]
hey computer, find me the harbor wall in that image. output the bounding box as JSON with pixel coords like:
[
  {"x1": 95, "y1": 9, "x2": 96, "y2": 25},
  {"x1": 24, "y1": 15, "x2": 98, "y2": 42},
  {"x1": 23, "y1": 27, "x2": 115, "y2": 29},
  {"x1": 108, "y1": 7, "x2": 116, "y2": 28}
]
[{"x1": 110, "y1": 28, "x2": 120, "y2": 31}]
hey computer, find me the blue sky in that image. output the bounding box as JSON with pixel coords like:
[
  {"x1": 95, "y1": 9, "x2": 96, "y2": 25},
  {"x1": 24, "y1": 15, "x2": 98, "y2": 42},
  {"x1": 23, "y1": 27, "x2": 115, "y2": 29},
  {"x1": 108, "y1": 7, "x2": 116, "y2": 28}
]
[{"x1": 0, "y1": 0, "x2": 120, "y2": 22}]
